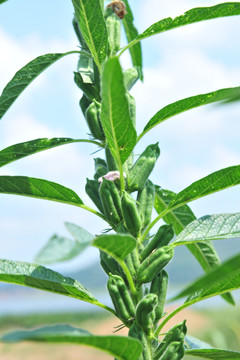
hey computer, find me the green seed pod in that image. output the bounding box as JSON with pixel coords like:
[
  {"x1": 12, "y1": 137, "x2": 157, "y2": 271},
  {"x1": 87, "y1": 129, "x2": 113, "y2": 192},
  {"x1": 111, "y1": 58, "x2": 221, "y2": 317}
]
[
  {"x1": 107, "y1": 274, "x2": 135, "y2": 323},
  {"x1": 105, "y1": 147, "x2": 119, "y2": 171},
  {"x1": 105, "y1": 7, "x2": 121, "y2": 54},
  {"x1": 124, "y1": 248, "x2": 140, "y2": 280},
  {"x1": 128, "y1": 143, "x2": 160, "y2": 192},
  {"x1": 135, "y1": 294, "x2": 158, "y2": 334},
  {"x1": 137, "y1": 180, "x2": 155, "y2": 230},
  {"x1": 150, "y1": 270, "x2": 168, "y2": 325},
  {"x1": 140, "y1": 225, "x2": 174, "y2": 261},
  {"x1": 94, "y1": 158, "x2": 108, "y2": 181},
  {"x1": 99, "y1": 178, "x2": 122, "y2": 225},
  {"x1": 121, "y1": 191, "x2": 142, "y2": 237},
  {"x1": 79, "y1": 94, "x2": 91, "y2": 117},
  {"x1": 129, "y1": 323, "x2": 152, "y2": 360},
  {"x1": 154, "y1": 321, "x2": 187, "y2": 360},
  {"x1": 85, "y1": 100, "x2": 105, "y2": 141},
  {"x1": 157, "y1": 341, "x2": 184, "y2": 360},
  {"x1": 100, "y1": 250, "x2": 121, "y2": 277},
  {"x1": 85, "y1": 178, "x2": 104, "y2": 213},
  {"x1": 137, "y1": 246, "x2": 174, "y2": 284},
  {"x1": 74, "y1": 72, "x2": 100, "y2": 101},
  {"x1": 124, "y1": 67, "x2": 140, "y2": 91}
]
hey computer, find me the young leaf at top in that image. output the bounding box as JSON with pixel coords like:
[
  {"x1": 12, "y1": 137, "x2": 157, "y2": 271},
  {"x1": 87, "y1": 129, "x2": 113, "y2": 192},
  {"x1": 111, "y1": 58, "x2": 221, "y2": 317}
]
[
  {"x1": 175, "y1": 213, "x2": 240, "y2": 246},
  {"x1": 0, "y1": 176, "x2": 83, "y2": 207},
  {"x1": 171, "y1": 252, "x2": 240, "y2": 303},
  {"x1": 0, "y1": 53, "x2": 77, "y2": 120},
  {"x1": 120, "y1": 3, "x2": 240, "y2": 55},
  {"x1": 71, "y1": 0, "x2": 109, "y2": 69},
  {"x1": 138, "y1": 86, "x2": 240, "y2": 141},
  {"x1": 92, "y1": 234, "x2": 137, "y2": 261},
  {"x1": 168, "y1": 165, "x2": 240, "y2": 210},
  {"x1": 101, "y1": 56, "x2": 137, "y2": 165},
  {"x1": 0, "y1": 259, "x2": 104, "y2": 308},
  {"x1": 154, "y1": 187, "x2": 234, "y2": 305},
  {"x1": 1, "y1": 325, "x2": 142, "y2": 360},
  {"x1": 122, "y1": 0, "x2": 143, "y2": 80},
  {"x1": 0, "y1": 138, "x2": 101, "y2": 168}
]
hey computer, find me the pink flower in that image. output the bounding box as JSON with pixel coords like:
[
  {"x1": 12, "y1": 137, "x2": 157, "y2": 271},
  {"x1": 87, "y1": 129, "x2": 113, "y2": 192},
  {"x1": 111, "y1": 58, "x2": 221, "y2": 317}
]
[{"x1": 98, "y1": 171, "x2": 126, "y2": 183}]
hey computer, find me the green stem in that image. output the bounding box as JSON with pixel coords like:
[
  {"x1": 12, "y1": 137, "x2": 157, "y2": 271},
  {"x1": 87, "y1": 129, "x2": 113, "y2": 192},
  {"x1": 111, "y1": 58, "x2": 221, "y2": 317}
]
[
  {"x1": 94, "y1": 300, "x2": 117, "y2": 316},
  {"x1": 140, "y1": 209, "x2": 169, "y2": 243},
  {"x1": 79, "y1": 204, "x2": 113, "y2": 226},
  {"x1": 154, "y1": 302, "x2": 189, "y2": 337}
]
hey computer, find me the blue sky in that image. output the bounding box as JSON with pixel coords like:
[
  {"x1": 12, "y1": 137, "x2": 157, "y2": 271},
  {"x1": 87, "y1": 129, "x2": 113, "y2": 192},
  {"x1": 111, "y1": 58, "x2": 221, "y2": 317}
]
[{"x1": 0, "y1": 0, "x2": 240, "y2": 275}]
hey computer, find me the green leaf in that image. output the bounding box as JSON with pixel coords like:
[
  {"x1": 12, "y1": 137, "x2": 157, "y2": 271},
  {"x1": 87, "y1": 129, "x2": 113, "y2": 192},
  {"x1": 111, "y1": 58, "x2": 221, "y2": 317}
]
[
  {"x1": 185, "y1": 335, "x2": 212, "y2": 350},
  {"x1": 186, "y1": 349, "x2": 240, "y2": 359},
  {"x1": 65, "y1": 222, "x2": 94, "y2": 242},
  {"x1": 154, "y1": 188, "x2": 234, "y2": 305},
  {"x1": 139, "y1": 86, "x2": 240, "y2": 141},
  {"x1": 35, "y1": 234, "x2": 90, "y2": 265},
  {"x1": 0, "y1": 138, "x2": 101, "y2": 168},
  {"x1": 122, "y1": 0, "x2": 143, "y2": 80},
  {"x1": 92, "y1": 234, "x2": 137, "y2": 261},
  {"x1": 0, "y1": 259, "x2": 101, "y2": 306},
  {"x1": 185, "y1": 335, "x2": 240, "y2": 359},
  {"x1": 171, "y1": 252, "x2": 240, "y2": 303},
  {"x1": 168, "y1": 165, "x2": 240, "y2": 211},
  {"x1": 175, "y1": 213, "x2": 240, "y2": 246},
  {"x1": 0, "y1": 176, "x2": 83, "y2": 206},
  {"x1": 101, "y1": 56, "x2": 137, "y2": 164},
  {"x1": 121, "y1": 3, "x2": 240, "y2": 55},
  {"x1": 1, "y1": 325, "x2": 142, "y2": 360},
  {"x1": 72, "y1": 0, "x2": 109, "y2": 69},
  {"x1": 154, "y1": 188, "x2": 219, "y2": 272},
  {"x1": 0, "y1": 53, "x2": 76, "y2": 120},
  {"x1": 0, "y1": 0, "x2": 8, "y2": 4}
]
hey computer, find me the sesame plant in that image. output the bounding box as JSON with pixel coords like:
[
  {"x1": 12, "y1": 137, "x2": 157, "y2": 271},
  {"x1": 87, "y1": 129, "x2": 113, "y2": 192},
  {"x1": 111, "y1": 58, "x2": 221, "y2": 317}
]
[{"x1": 1, "y1": 1, "x2": 240, "y2": 359}]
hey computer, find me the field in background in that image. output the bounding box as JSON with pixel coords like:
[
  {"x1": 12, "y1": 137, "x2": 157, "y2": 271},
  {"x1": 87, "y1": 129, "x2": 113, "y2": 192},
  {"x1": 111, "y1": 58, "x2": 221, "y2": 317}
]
[{"x1": 1, "y1": 305, "x2": 239, "y2": 360}]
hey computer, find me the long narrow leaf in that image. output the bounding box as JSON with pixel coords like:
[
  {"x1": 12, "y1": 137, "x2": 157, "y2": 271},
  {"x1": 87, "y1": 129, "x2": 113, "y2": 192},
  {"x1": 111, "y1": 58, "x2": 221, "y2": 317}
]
[
  {"x1": 72, "y1": 0, "x2": 109, "y2": 69},
  {"x1": 155, "y1": 188, "x2": 234, "y2": 304},
  {"x1": 185, "y1": 335, "x2": 240, "y2": 359},
  {"x1": 171, "y1": 252, "x2": 240, "y2": 302},
  {"x1": 175, "y1": 213, "x2": 240, "y2": 246},
  {"x1": 101, "y1": 56, "x2": 137, "y2": 164},
  {"x1": 0, "y1": 260, "x2": 101, "y2": 307},
  {"x1": 139, "y1": 86, "x2": 240, "y2": 141},
  {"x1": 0, "y1": 138, "x2": 101, "y2": 168},
  {"x1": 120, "y1": 3, "x2": 240, "y2": 55},
  {"x1": 1, "y1": 325, "x2": 142, "y2": 360},
  {"x1": 0, "y1": 176, "x2": 83, "y2": 206},
  {"x1": 186, "y1": 348, "x2": 240, "y2": 359},
  {"x1": 168, "y1": 165, "x2": 240, "y2": 210},
  {"x1": 122, "y1": 0, "x2": 143, "y2": 79},
  {"x1": 0, "y1": 52, "x2": 77, "y2": 120}
]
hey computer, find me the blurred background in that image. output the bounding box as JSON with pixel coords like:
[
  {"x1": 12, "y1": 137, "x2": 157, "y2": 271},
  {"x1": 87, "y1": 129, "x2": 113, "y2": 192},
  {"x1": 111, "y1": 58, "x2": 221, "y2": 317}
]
[{"x1": 0, "y1": 0, "x2": 240, "y2": 359}]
